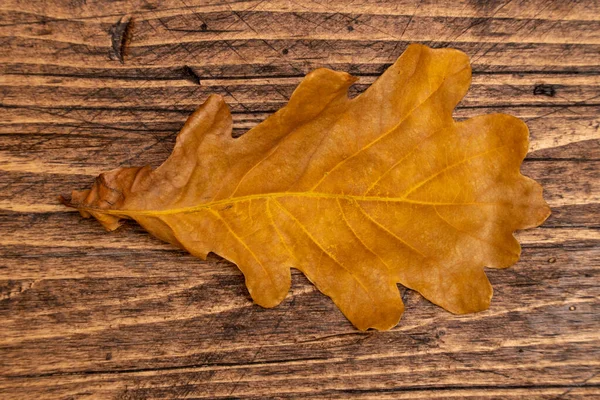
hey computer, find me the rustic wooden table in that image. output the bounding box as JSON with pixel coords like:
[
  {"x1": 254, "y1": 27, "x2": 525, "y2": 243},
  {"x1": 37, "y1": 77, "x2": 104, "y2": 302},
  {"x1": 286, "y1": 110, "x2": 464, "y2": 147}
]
[{"x1": 1, "y1": 1, "x2": 599, "y2": 399}]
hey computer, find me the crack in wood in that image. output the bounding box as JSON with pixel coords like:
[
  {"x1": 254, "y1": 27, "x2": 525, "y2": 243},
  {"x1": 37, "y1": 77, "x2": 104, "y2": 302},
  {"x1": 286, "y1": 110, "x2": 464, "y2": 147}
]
[
  {"x1": 3, "y1": 356, "x2": 330, "y2": 379},
  {"x1": 180, "y1": 65, "x2": 202, "y2": 85},
  {"x1": 534, "y1": 84, "x2": 557, "y2": 97},
  {"x1": 109, "y1": 15, "x2": 132, "y2": 64}
]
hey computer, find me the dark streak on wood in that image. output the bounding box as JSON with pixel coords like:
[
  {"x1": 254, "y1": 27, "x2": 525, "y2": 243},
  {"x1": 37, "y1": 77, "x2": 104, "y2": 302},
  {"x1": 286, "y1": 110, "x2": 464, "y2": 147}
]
[
  {"x1": 336, "y1": 383, "x2": 600, "y2": 394},
  {"x1": 2, "y1": 69, "x2": 600, "y2": 83},
  {"x1": 5, "y1": 356, "x2": 331, "y2": 379}
]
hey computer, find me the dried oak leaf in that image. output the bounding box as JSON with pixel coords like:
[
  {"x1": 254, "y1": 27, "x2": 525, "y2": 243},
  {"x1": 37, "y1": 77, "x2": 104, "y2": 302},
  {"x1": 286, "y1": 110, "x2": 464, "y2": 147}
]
[{"x1": 63, "y1": 44, "x2": 550, "y2": 330}]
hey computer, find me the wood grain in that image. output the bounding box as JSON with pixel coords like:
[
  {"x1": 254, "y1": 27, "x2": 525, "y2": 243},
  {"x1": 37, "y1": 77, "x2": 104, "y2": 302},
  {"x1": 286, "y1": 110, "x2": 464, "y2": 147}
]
[{"x1": 1, "y1": 0, "x2": 598, "y2": 398}]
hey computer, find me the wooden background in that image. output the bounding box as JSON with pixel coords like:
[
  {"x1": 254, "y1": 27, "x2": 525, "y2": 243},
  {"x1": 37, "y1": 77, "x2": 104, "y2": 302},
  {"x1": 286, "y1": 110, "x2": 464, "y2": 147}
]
[{"x1": 1, "y1": 0, "x2": 599, "y2": 398}]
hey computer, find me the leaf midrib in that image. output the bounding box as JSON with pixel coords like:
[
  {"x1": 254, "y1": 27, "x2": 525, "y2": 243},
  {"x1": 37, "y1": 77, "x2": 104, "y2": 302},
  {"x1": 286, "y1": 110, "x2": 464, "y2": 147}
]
[{"x1": 85, "y1": 192, "x2": 502, "y2": 217}]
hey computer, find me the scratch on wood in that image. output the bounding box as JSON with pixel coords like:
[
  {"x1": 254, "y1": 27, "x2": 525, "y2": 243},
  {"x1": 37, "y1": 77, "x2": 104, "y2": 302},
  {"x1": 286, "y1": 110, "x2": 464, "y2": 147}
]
[{"x1": 109, "y1": 15, "x2": 132, "y2": 64}]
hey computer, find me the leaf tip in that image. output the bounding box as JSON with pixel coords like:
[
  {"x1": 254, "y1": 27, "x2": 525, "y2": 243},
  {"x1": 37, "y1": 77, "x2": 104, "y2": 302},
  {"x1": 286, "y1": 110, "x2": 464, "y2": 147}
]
[{"x1": 59, "y1": 191, "x2": 92, "y2": 218}]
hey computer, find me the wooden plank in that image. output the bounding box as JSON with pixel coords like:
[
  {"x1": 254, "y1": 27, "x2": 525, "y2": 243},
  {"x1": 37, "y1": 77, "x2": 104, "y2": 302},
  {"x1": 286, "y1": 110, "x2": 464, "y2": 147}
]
[
  {"x1": 1, "y1": 158, "x2": 598, "y2": 210},
  {"x1": 2, "y1": 2, "x2": 600, "y2": 73},
  {"x1": 2, "y1": 74, "x2": 599, "y2": 110},
  {"x1": 0, "y1": 208, "x2": 598, "y2": 255},
  {"x1": 2, "y1": 9, "x2": 599, "y2": 46},
  {"x1": 2, "y1": 0, "x2": 600, "y2": 21},
  {"x1": 0, "y1": 245, "x2": 598, "y2": 397},
  {"x1": 2, "y1": 36, "x2": 599, "y2": 72},
  {"x1": 2, "y1": 107, "x2": 598, "y2": 161}
]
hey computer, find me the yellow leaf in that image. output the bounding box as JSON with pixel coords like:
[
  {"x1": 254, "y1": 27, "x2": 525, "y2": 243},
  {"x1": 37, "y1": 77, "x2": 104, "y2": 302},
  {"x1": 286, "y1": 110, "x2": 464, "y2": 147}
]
[{"x1": 63, "y1": 44, "x2": 550, "y2": 330}]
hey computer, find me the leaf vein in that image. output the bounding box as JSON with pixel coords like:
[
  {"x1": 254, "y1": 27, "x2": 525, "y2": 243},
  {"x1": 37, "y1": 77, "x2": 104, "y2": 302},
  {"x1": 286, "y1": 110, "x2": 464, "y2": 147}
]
[
  {"x1": 208, "y1": 208, "x2": 276, "y2": 288},
  {"x1": 337, "y1": 198, "x2": 392, "y2": 271},
  {"x1": 310, "y1": 64, "x2": 469, "y2": 192},
  {"x1": 266, "y1": 198, "x2": 299, "y2": 263},
  {"x1": 432, "y1": 205, "x2": 518, "y2": 256},
  {"x1": 354, "y1": 202, "x2": 426, "y2": 258},
  {"x1": 272, "y1": 198, "x2": 376, "y2": 303},
  {"x1": 363, "y1": 125, "x2": 451, "y2": 195},
  {"x1": 400, "y1": 145, "x2": 507, "y2": 199},
  {"x1": 84, "y1": 193, "x2": 512, "y2": 217}
]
